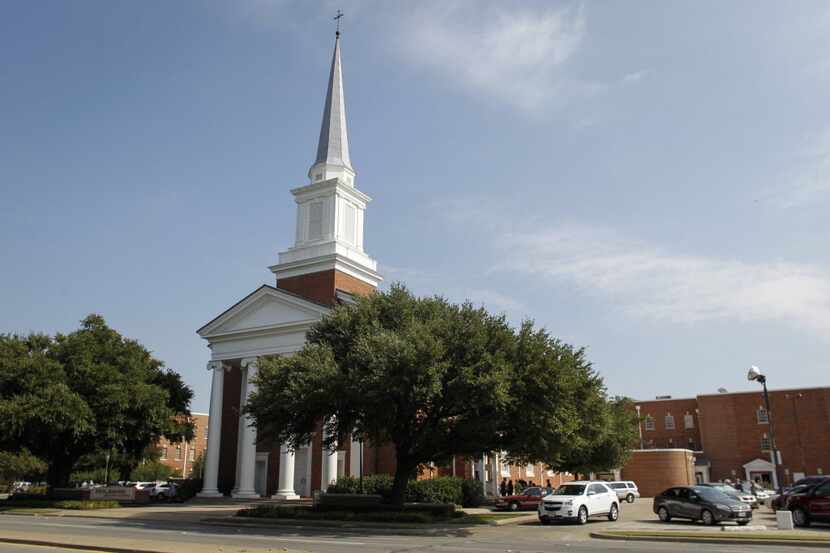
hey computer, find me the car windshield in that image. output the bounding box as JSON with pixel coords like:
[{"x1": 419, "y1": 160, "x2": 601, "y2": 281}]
[
  {"x1": 554, "y1": 485, "x2": 586, "y2": 496},
  {"x1": 611, "y1": 483, "x2": 627, "y2": 489},
  {"x1": 694, "y1": 487, "x2": 734, "y2": 502}
]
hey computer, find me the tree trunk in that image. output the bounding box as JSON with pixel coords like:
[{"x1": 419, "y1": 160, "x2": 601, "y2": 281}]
[
  {"x1": 389, "y1": 452, "x2": 416, "y2": 507},
  {"x1": 47, "y1": 458, "x2": 73, "y2": 491}
]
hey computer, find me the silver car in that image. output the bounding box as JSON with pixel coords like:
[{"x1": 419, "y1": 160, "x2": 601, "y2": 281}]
[{"x1": 608, "y1": 481, "x2": 640, "y2": 503}]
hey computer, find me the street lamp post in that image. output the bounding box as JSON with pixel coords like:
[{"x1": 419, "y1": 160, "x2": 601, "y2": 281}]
[{"x1": 747, "y1": 365, "x2": 782, "y2": 493}]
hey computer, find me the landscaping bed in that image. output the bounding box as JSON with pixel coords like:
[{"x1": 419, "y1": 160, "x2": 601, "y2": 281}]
[{"x1": 0, "y1": 498, "x2": 120, "y2": 511}]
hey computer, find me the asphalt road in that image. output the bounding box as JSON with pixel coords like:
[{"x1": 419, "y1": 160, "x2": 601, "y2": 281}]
[{"x1": 0, "y1": 514, "x2": 822, "y2": 553}]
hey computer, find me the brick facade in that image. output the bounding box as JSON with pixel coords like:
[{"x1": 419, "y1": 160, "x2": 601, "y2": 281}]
[
  {"x1": 156, "y1": 412, "x2": 209, "y2": 478},
  {"x1": 275, "y1": 269, "x2": 376, "y2": 306},
  {"x1": 635, "y1": 387, "x2": 830, "y2": 488},
  {"x1": 621, "y1": 449, "x2": 695, "y2": 497}
]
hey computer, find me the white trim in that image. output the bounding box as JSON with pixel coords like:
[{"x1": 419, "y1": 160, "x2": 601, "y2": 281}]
[
  {"x1": 198, "y1": 286, "x2": 330, "y2": 338},
  {"x1": 270, "y1": 253, "x2": 382, "y2": 288}
]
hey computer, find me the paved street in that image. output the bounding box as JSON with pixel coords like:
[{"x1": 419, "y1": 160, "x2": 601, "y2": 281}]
[{"x1": 0, "y1": 510, "x2": 823, "y2": 553}]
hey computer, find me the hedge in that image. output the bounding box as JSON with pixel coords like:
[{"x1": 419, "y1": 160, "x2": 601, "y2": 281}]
[
  {"x1": 2, "y1": 499, "x2": 120, "y2": 510},
  {"x1": 238, "y1": 504, "x2": 459, "y2": 524},
  {"x1": 327, "y1": 475, "x2": 485, "y2": 507}
]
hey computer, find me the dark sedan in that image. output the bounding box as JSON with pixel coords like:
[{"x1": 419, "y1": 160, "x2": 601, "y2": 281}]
[{"x1": 654, "y1": 486, "x2": 753, "y2": 526}]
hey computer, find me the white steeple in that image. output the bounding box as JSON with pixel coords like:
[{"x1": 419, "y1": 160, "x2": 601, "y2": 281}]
[
  {"x1": 308, "y1": 32, "x2": 355, "y2": 186},
  {"x1": 270, "y1": 29, "x2": 381, "y2": 289}
]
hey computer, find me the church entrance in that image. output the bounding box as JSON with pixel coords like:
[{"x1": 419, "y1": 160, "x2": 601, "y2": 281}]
[{"x1": 293, "y1": 446, "x2": 311, "y2": 497}]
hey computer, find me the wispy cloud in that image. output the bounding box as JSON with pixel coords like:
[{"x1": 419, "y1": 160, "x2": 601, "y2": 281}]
[
  {"x1": 391, "y1": 2, "x2": 599, "y2": 111},
  {"x1": 763, "y1": 130, "x2": 830, "y2": 208},
  {"x1": 491, "y1": 224, "x2": 830, "y2": 338}
]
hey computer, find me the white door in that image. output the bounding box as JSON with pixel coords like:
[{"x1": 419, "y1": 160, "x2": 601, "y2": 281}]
[{"x1": 254, "y1": 456, "x2": 268, "y2": 497}]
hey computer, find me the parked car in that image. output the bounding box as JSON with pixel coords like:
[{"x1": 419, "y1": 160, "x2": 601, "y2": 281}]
[
  {"x1": 538, "y1": 481, "x2": 619, "y2": 525},
  {"x1": 654, "y1": 486, "x2": 753, "y2": 526},
  {"x1": 771, "y1": 484, "x2": 810, "y2": 511},
  {"x1": 149, "y1": 482, "x2": 179, "y2": 501},
  {"x1": 495, "y1": 486, "x2": 546, "y2": 511},
  {"x1": 607, "y1": 481, "x2": 640, "y2": 503},
  {"x1": 698, "y1": 483, "x2": 758, "y2": 509},
  {"x1": 785, "y1": 477, "x2": 830, "y2": 527},
  {"x1": 133, "y1": 482, "x2": 156, "y2": 491}
]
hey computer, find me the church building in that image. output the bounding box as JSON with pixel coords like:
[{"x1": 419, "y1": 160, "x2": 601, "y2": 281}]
[{"x1": 196, "y1": 31, "x2": 554, "y2": 499}]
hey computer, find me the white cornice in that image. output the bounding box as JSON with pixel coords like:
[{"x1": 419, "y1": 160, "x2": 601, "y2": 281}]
[
  {"x1": 269, "y1": 252, "x2": 382, "y2": 288},
  {"x1": 291, "y1": 178, "x2": 371, "y2": 206}
]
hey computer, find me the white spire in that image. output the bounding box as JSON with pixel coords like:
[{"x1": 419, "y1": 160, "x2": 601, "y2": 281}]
[{"x1": 308, "y1": 32, "x2": 354, "y2": 185}]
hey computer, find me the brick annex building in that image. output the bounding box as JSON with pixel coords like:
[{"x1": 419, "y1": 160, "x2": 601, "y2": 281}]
[
  {"x1": 195, "y1": 32, "x2": 565, "y2": 499},
  {"x1": 155, "y1": 412, "x2": 208, "y2": 479},
  {"x1": 634, "y1": 387, "x2": 830, "y2": 489}
]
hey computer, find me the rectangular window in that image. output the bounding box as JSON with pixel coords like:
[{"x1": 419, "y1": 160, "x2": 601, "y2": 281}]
[
  {"x1": 160, "y1": 447, "x2": 167, "y2": 460},
  {"x1": 526, "y1": 464, "x2": 535, "y2": 477},
  {"x1": 664, "y1": 414, "x2": 675, "y2": 430},
  {"x1": 188, "y1": 448, "x2": 195, "y2": 461},
  {"x1": 684, "y1": 413, "x2": 694, "y2": 429},
  {"x1": 644, "y1": 416, "x2": 655, "y2": 431},
  {"x1": 757, "y1": 407, "x2": 769, "y2": 424},
  {"x1": 308, "y1": 202, "x2": 323, "y2": 241},
  {"x1": 175, "y1": 445, "x2": 182, "y2": 460},
  {"x1": 761, "y1": 434, "x2": 771, "y2": 451}
]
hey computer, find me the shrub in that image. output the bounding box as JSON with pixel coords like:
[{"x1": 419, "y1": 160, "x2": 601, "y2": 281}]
[
  {"x1": 237, "y1": 505, "x2": 436, "y2": 524},
  {"x1": 406, "y1": 477, "x2": 463, "y2": 505},
  {"x1": 2, "y1": 499, "x2": 120, "y2": 510},
  {"x1": 326, "y1": 474, "x2": 394, "y2": 499},
  {"x1": 170, "y1": 478, "x2": 202, "y2": 501},
  {"x1": 329, "y1": 475, "x2": 483, "y2": 507},
  {"x1": 460, "y1": 479, "x2": 485, "y2": 507},
  {"x1": 130, "y1": 461, "x2": 174, "y2": 482}
]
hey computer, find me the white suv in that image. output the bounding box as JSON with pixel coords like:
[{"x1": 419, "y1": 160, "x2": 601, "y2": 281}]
[{"x1": 538, "y1": 481, "x2": 620, "y2": 525}]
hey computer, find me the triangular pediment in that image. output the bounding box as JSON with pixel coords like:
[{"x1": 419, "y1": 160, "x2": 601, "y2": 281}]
[
  {"x1": 743, "y1": 458, "x2": 774, "y2": 471},
  {"x1": 198, "y1": 285, "x2": 329, "y2": 339}
]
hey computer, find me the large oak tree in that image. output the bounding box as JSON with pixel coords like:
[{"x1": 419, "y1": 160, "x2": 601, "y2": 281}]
[
  {"x1": 247, "y1": 285, "x2": 637, "y2": 505},
  {"x1": 0, "y1": 315, "x2": 193, "y2": 488}
]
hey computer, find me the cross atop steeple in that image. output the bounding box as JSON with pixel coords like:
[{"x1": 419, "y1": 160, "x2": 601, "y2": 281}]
[
  {"x1": 334, "y1": 9, "x2": 343, "y2": 36},
  {"x1": 308, "y1": 20, "x2": 354, "y2": 185}
]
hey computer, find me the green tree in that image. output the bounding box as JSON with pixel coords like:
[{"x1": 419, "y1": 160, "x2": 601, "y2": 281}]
[
  {"x1": 247, "y1": 285, "x2": 515, "y2": 505},
  {"x1": 0, "y1": 449, "x2": 47, "y2": 488},
  {"x1": 189, "y1": 452, "x2": 205, "y2": 479},
  {"x1": 0, "y1": 315, "x2": 193, "y2": 488},
  {"x1": 129, "y1": 460, "x2": 174, "y2": 482}
]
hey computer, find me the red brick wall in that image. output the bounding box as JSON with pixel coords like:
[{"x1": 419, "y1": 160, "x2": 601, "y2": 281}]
[
  {"x1": 635, "y1": 398, "x2": 702, "y2": 451},
  {"x1": 276, "y1": 269, "x2": 376, "y2": 306},
  {"x1": 698, "y1": 388, "x2": 830, "y2": 485},
  {"x1": 156, "y1": 413, "x2": 209, "y2": 478},
  {"x1": 217, "y1": 364, "x2": 242, "y2": 494},
  {"x1": 621, "y1": 449, "x2": 695, "y2": 497}
]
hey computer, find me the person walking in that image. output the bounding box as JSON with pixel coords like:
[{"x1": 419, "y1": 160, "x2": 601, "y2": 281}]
[
  {"x1": 507, "y1": 479, "x2": 514, "y2": 496},
  {"x1": 499, "y1": 478, "x2": 508, "y2": 497}
]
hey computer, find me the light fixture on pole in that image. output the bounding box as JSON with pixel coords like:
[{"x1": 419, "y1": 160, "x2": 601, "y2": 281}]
[{"x1": 747, "y1": 365, "x2": 782, "y2": 492}]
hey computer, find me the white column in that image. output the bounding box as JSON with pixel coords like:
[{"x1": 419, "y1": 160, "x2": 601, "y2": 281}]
[
  {"x1": 232, "y1": 358, "x2": 260, "y2": 499},
  {"x1": 272, "y1": 443, "x2": 299, "y2": 500},
  {"x1": 321, "y1": 427, "x2": 338, "y2": 492},
  {"x1": 490, "y1": 453, "x2": 500, "y2": 496},
  {"x1": 476, "y1": 455, "x2": 486, "y2": 495},
  {"x1": 197, "y1": 361, "x2": 225, "y2": 498}
]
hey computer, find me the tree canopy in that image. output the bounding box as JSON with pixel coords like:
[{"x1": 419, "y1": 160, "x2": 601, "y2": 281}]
[
  {"x1": 0, "y1": 315, "x2": 193, "y2": 487},
  {"x1": 247, "y1": 285, "x2": 637, "y2": 505}
]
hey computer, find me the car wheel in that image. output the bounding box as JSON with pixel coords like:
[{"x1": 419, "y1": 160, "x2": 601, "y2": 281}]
[
  {"x1": 626, "y1": 493, "x2": 635, "y2": 504},
  {"x1": 577, "y1": 506, "x2": 588, "y2": 525},
  {"x1": 608, "y1": 503, "x2": 619, "y2": 521},
  {"x1": 737, "y1": 521, "x2": 750, "y2": 526},
  {"x1": 509, "y1": 501, "x2": 519, "y2": 512},
  {"x1": 657, "y1": 506, "x2": 671, "y2": 522},
  {"x1": 792, "y1": 508, "x2": 810, "y2": 527},
  {"x1": 701, "y1": 509, "x2": 716, "y2": 526}
]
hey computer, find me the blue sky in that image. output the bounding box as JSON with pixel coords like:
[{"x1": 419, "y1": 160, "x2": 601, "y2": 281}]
[{"x1": 2, "y1": 1, "x2": 828, "y2": 412}]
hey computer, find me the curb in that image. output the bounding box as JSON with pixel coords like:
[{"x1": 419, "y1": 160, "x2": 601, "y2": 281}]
[
  {"x1": 0, "y1": 537, "x2": 164, "y2": 553},
  {"x1": 590, "y1": 531, "x2": 830, "y2": 548}
]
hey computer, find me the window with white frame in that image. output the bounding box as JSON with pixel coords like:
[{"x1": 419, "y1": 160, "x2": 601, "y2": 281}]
[
  {"x1": 526, "y1": 463, "x2": 535, "y2": 477},
  {"x1": 664, "y1": 414, "x2": 675, "y2": 430},
  {"x1": 761, "y1": 433, "x2": 771, "y2": 451},
  {"x1": 644, "y1": 415, "x2": 655, "y2": 431},
  {"x1": 160, "y1": 446, "x2": 168, "y2": 460},
  {"x1": 757, "y1": 407, "x2": 769, "y2": 424},
  {"x1": 500, "y1": 461, "x2": 510, "y2": 477},
  {"x1": 684, "y1": 413, "x2": 695, "y2": 429}
]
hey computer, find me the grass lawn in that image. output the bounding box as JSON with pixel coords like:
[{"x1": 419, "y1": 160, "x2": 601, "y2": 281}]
[{"x1": 0, "y1": 499, "x2": 120, "y2": 512}]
